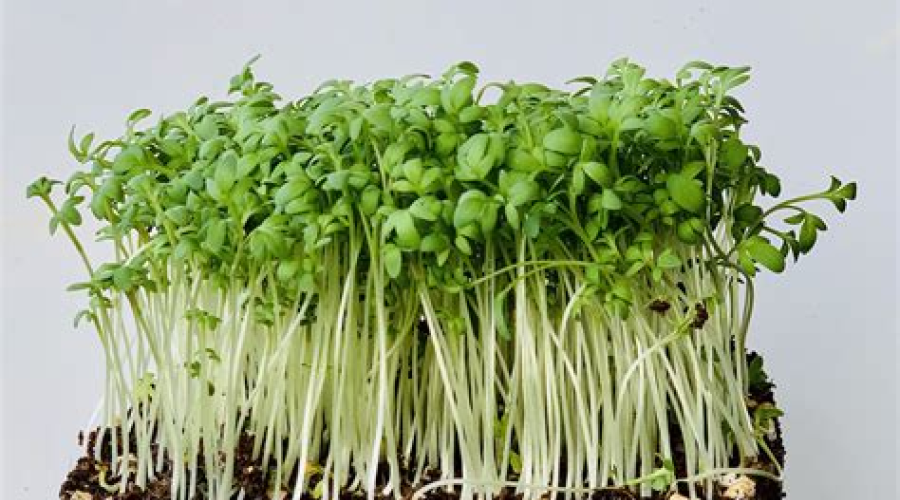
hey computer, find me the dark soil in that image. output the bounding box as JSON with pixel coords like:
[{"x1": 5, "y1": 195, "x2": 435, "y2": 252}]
[{"x1": 60, "y1": 356, "x2": 784, "y2": 500}]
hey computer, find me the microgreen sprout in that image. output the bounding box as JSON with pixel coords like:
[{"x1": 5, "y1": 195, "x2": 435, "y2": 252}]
[{"x1": 30, "y1": 58, "x2": 855, "y2": 500}]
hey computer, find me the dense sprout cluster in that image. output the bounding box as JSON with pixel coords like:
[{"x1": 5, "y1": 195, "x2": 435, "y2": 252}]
[
  {"x1": 30, "y1": 59, "x2": 855, "y2": 500},
  {"x1": 32, "y1": 59, "x2": 852, "y2": 310}
]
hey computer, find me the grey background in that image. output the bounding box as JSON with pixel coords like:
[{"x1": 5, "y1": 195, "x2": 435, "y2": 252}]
[{"x1": 1, "y1": 0, "x2": 896, "y2": 498}]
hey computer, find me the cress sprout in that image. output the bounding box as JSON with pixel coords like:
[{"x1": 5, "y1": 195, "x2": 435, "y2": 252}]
[{"x1": 31, "y1": 58, "x2": 855, "y2": 500}]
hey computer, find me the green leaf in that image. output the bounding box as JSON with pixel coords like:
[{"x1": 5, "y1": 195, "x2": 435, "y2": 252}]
[
  {"x1": 360, "y1": 186, "x2": 381, "y2": 215},
  {"x1": 441, "y1": 76, "x2": 476, "y2": 114},
  {"x1": 755, "y1": 403, "x2": 785, "y2": 422},
  {"x1": 58, "y1": 197, "x2": 83, "y2": 226},
  {"x1": 543, "y1": 128, "x2": 582, "y2": 156},
  {"x1": 322, "y1": 171, "x2": 351, "y2": 191},
  {"x1": 624, "y1": 260, "x2": 644, "y2": 277},
  {"x1": 762, "y1": 173, "x2": 781, "y2": 197},
  {"x1": 827, "y1": 178, "x2": 858, "y2": 212},
  {"x1": 383, "y1": 244, "x2": 402, "y2": 279},
  {"x1": 509, "y1": 451, "x2": 523, "y2": 474},
  {"x1": 390, "y1": 210, "x2": 420, "y2": 249},
  {"x1": 78, "y1": 133, "x2": 96, "y2": 158},
  {"x1": 67, "y1": 126, "x2": 86, "y2": 162},
  {"x1": 66, "y1": 282, "x2": 95, "y2": 292},
  {"x1": 753, "y1": 402, "x2": 785, "y2": 435},
  {"x1": 571, "y1": 164, "x2": 586, "y2": 195},
  {"x1": 835, "y1": 181, "x2": 857, "y2": 201},
  {"x1": 610, "y1": 280, "x2": 632, "y2": 303},
  {"x1": 783, "y1": 213, "x2": 805, "y2": 225},
  {"x1": 214, "y1": 159, "x2": 237, "y2": 193},
  {"x1": 666, "y1": 173, "x2": 705, "y2": 214},
  {"x1": 504, "y1": 203, "x2": 520, "y2": 229},
  {"x1": 455, "y1": 235, "x2": 472, "y2": 255},
  {"x1": 454, "y1": 61, "x2": 480, "y2": 76},
  {"x1": 112, "y1": 145, "x2": 145, "y2": 173},
  {"x1": 457, "y1": 133, "x2": 502, "y2": 181},
  {"x1": 453, "y1": 190, "x2": 488, "y2": 229},
  {"x1": 458, "y1": 105, "x2": 484, "y2": 123},
  {"x1": 588, "y1": 86, "x2": 612, "y2": 122},
  {"x1": 798, "y1": 218, "x2": 817, "y2": 253},
  {"x1": 204, "y1": 219, "x2": 227, "y2": 254},
  {"x1": 26, "y1": 177, "x2": 59, "y2": 199},
  {"x1": 507, "y1": 148, "x2": 541, "y2": 172},
  {"x1": 676, "y1": 217, "x2": 704, "y2": 244},
  {"x1": 112, "y1": 266, "x2": 135, "y2": 291},
  {"x1": 506, "y1": 178, "x2": 539, "y2": 207},
  {"x1": 523, "y1": 212, "x2": 541, "y2": 239},
  {"x1": 73, "y1": 309, "x2": 96, "y2": 328},
  {"x1": 364, "y1": 104, "x2": 393, "y2": 131},
  {"x1": 720, "y1": 137, "x2": 748, "y2": 169},
  {"x1": 165, "y1": 206, "x2": 190, "y2": 225},
  {"x1": 645, "y1": 114, "x2": 677, "y2": 140},
  {"x1": 199, "y1": 138, "x2": 226, "y2": 160},
  {"x1": 408, "y1": 196, "x2": 442, "y2": 221},
  {"x1": 648, "y1": 460, "x2": 676, "y2": 491},
  {"x1": 401, "y1": 158, "x2": 424, "y2": 185},
  {"x1": 127, "y1": 108, "x2": 152, "y2": 126},
  {"x1": 420, "y1": 233, "x2": 449, "y2": 253},
  {"x1": 481, "y1": 202, "x2": 499, "y2": 234},
  {"x1": 744, "y1": 236, "x2": 785, "y2": 273},
  {"x1": 619, "y1": 116, "x2": 643, "y2": 131},
  {"x1": 582, "y1": 161, "x2": 613, "y2": 187},
  {"x1": 275, "y1": 178, "x2": 309, "y2": 208},
  {"x1": 734, "y1": 203, "x2": 762, "y2": 223},
  {"x1": 747, "y1": 355, "x2": 770, "y2": 391},
  {"x1": 277, "y1": 260, "x2": 300, "y2": 282},
  {"x1": 656, "y1": 249, "x2": 681, "y2": 269},
  {"x1": 600, "y1": 189, "x2": 622, "y2": 210},
  {"x1": 311, "y1": 480, "x2": 325, "y2": 500},
  {"x1": 410, "y1": 87, "x2": 441, "y2": 107}
]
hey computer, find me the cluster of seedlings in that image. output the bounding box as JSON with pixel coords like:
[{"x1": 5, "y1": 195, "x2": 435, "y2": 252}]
[{"x1": 32, "y1": 59, "x2": 855, "y2": 500}]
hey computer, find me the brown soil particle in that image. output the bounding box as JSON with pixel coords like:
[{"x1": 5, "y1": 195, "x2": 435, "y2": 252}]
[
  {"x1": 589, "y1": 489, "x2": 637, "y2": 500},
  {"x1": 690, "y1": 303, "x2": 709, "y2": 329},
  {"x1": 648, "y1": 300, "x2": 671, "y2": 314}
]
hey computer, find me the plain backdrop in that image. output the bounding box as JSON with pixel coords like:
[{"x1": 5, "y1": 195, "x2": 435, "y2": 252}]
[{"x1": 1, "y1": 0, "x2": 897, "y2": 498}]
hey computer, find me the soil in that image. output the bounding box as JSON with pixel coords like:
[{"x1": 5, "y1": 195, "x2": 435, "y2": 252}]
[{"x1": 60, "y1": 355, "x2": 784, "y2": 500}]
